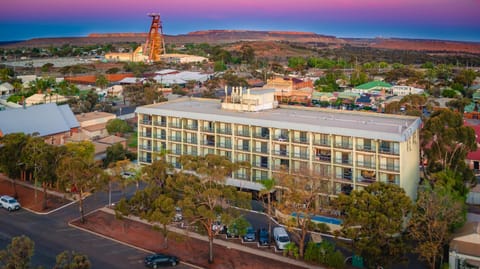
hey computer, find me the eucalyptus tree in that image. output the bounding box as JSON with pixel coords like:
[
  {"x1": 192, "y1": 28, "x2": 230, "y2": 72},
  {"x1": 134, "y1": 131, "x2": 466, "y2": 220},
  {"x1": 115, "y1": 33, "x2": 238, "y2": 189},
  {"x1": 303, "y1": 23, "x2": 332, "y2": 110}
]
[
  {"x1": 336, "y1": 182, "x2": 412, "y2": 268},
  {"x1": 0, "y1": 133, "x2": 29, "y2": 198},
  {"x1": 177, "y1": 154, "x2": 251, "y2": 263},
  {"x1": 57, "y1": 141, "x2": 107, "y2": 223},
  {"x1": 54, "y1": 251, "x2": 91, "y2": 269},
  {"x1": 421, "y1": 109, "x2": 477, "y2": 185},
  {"x1": 275, "y1": 172, "x2": 328, "y2": 258},
  {"x1": 409, "y1": 182, "x2": 465, "y2": 269}
]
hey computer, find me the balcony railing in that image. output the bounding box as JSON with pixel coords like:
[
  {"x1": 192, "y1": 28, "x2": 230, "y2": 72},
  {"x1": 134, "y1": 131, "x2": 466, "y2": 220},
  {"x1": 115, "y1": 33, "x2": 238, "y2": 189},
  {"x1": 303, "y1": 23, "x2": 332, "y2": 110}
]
[
  {"x1": 201, "y1": 127, "x2": 215, "y2": 133},
  {"x1": 292, "y1": 137, "x2": 309, "y2": 144},
  {"x1": 183, "y1": 138, "x2": 198, "y2": 144},
  {"x1": 252, "y1": 133, "x2": 269, "y2": 140},
  {"x1": 314, "y1": 154, "x2": 331, "y2": 162},
  {"x1": 140, "y1": 132, "x2": 152, "y2": 137},
  {"x1": 253, "y1": 147, "x2": 269, "y2": 154},
  {"x1": 357, "y1": 177, "x2": 377, "y2": 184},
  {"x1": 169, "y1": 136, "x2": 182, "y2": 142},
  {"x1": 139, "y1": 145, "x2": 152, "y2": 150},
  {"x1": 236, "y1": 145, "x2": 250, "y2": 151},
  {"x1": 252, "y1": 162, "x2": 269, "y2": 169},
  {"x1": 379, "y1": 147, "x2": 399, "y2": 155},
  {"x1": 153, "y1": 121, "x2": 166, "y2": 127},
  {"x1": 154, "y1": 134, "x2": 166, "y2": 140},
  {"x1": 217, "y1": 128, "x2": 232, "y2": 135},
  {"x1": 202, "y1": 140, "x2": 215, "y2": 146},
  {"x1": 183, "y1": 149, "x2": 198, "y2": 156},
  {"x1": 292, "y1": 152, "x2": 309, "y2": 160},
  {"x1": 141, "y1": 120, "x2": 152, "y2": 125},
  {"x1": 216, "y1": 142, "x2": 232, "y2": 149},
  {"x1": 184, "y1": 124, "x2": 198, "y2": 131},
  {"x1": 335, "y1": 142, "x2": 353, "y2": 149},
  {"x1": 335, "y1": 158, "x2": 353, "y2": 165},
  {"x1": 356, "y1": 161, "x2": 376, "y2": 169},
  {"x1": 273, "y1": 135, "x2": 289, "y2": 142},
  {"x1": 236, "y1": 130, "x2": 250, "y2": 137},
  {"x1": 379, "y1": 164, "x2": 400, "y2": 172},
  {"x1": 169, "y1": 122, "x2": 182, "y2": 129},
  {"x1": 272, "y1": 149, "x2": 289, "y2": 156},
  {"x1": 313, "y1": 139, "x2": 330, "y2": 147},
  {"x1": 356, "y1": 145, "x2": 376, "y2": 152}
]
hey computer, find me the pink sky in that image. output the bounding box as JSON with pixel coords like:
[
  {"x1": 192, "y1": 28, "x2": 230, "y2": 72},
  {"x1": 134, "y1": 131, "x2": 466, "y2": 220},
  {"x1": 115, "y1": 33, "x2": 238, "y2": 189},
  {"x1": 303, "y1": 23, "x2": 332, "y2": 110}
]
[{"x1": 1, "y1": 0, "x2": 479, "y2": 41}]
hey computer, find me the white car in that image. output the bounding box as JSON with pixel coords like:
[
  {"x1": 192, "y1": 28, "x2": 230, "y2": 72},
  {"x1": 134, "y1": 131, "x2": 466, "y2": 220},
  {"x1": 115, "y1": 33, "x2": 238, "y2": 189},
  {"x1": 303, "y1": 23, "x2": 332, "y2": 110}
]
[{"x1": 0, "y1": 195, "x2": 21, "y2": 211}]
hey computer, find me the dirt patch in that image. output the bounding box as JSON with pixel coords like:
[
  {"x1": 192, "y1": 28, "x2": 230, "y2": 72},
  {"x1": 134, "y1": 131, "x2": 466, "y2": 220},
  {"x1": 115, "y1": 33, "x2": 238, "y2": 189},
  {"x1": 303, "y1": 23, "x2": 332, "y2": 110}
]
[
  {"x1": 72, "y1": 210, "x2": 307, "y2": 269},
  {"x1": 0, "y1": 176, "x2": 71, "y2": 213}
]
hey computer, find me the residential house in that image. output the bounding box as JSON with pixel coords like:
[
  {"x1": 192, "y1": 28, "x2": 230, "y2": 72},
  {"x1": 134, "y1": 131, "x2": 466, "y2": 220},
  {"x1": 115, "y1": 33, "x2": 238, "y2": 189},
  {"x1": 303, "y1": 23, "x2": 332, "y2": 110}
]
[
  {"x1": 392, "y1": 85, "x2": 425, "y2": 96},
  {"x1": 263, "y1": 77, "x2": 314, "y2": 104},
  {"x1": 0, "y1": 82, "x2": 14, "y2": 96},
  {"x1": 76, "y1": 111, "x2": 116, "y2": 139}
]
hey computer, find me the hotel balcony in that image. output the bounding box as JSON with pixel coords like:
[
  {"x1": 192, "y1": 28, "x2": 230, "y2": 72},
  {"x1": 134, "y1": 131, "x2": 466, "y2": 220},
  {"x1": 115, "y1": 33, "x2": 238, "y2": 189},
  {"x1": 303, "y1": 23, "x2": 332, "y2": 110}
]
[
  {"x1": 184, "y1": 124, "x2": 198, "y2": 131},
  {"x1": 216, "y1": 128, "x2": 232, "y2": 135},
  {"x1": 356, "y1": 145, "x2": 376, "y2": 153},
  {"x1": 236, "y1": 130, "x2": 250, "y2": 137},
  {"x1": 201, "y1": 126, "x2": 215, "y2": 133},
  {"x1": 169, "y1": 122, "x2": 182, "y2": 129},
  {"x1": 272, "y1": 149, "x2": 289, "y2": 157},
  {"x1": 292, "y1": 152, "x2": 309, "y2": 160},
  {"x1": 169, "y1": 136, "x2": 182, "y2": 142},
  {"x1": 153, "y1": 121, "x2": 166, "y2": 127}
]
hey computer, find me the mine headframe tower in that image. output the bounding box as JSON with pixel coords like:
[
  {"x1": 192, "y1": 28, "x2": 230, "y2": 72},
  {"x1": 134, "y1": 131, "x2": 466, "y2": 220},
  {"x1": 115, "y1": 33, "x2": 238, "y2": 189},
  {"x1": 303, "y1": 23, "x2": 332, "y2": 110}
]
[{"x1": 144, "y1": 13, "x2": 165, "y2": 62}]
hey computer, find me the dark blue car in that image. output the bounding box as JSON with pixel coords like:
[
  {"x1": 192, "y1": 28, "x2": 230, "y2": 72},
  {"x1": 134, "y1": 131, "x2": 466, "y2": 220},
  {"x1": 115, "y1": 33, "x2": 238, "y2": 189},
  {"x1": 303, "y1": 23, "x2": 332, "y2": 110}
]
[
  {"x1": 258, "y1": 228, "x2": 269, "y2": 246},
  {"x1": 144, "y1": 253, "x2": 178, "y2": 268}
]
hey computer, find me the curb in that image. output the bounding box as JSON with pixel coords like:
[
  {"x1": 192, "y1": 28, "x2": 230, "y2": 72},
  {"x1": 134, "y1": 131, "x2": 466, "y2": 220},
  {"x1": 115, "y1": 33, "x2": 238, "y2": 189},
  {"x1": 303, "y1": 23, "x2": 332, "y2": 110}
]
[
  {"x1": 68, "y1": 209, "x2": 205, "y2": 269},
  {"x1": 22, "y1": 200, "x2": 78, "y2": 216}
]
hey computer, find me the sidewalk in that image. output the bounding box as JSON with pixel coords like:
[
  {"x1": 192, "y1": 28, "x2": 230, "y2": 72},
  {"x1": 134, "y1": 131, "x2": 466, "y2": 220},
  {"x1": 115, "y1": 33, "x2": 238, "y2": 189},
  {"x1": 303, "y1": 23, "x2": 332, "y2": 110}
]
[
  {"x1": 71, "y1": 207, "x2": 324, "y2": 269},
  {"x1": 0, "y1": 174, "x2": 73, "y2": 214}
]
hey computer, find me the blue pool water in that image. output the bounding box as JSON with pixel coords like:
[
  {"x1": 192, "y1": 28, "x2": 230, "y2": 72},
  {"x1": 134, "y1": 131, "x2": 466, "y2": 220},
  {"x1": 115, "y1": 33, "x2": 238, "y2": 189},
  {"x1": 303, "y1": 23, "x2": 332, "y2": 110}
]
[{"x1": 291, "y1": 212, "x2": 342, "y2": 225}]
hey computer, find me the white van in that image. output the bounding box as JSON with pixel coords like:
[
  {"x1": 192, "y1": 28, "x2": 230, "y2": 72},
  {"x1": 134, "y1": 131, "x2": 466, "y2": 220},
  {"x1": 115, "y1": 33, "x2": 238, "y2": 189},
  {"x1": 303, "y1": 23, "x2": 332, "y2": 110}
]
[{"x1": 273, "y1": 227, "x2": 290, "y2": 250}]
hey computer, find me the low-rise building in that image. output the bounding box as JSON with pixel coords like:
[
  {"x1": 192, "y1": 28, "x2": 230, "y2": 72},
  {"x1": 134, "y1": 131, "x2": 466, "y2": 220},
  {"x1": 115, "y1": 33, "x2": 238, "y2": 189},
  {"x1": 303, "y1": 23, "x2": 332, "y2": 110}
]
[
  {"x1": 391, "y1": 85, "x2": 425, "y2": 96},
  {"x1": 449, "y1": 222, "x2": 480, "y2": 269},
  {"x1": 76, "y1": 111, "x2": 116, "y2": 139},
  {"x1": 352, "y1": 81, "x2": 392, "y2": 95},
  {"x1": 0, "y1": 82, "x2": 14, "y2": 96},
  {"x1": 0, "y1": 103, "x2": 79, "y2": 145}
]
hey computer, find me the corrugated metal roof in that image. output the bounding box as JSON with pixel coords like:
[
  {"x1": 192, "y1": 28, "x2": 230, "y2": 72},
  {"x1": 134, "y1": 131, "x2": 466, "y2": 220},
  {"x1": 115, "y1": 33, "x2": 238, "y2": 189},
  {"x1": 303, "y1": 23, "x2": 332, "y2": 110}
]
[{"x1": 0, "y1": 103, "x2": 79, "y2": 136}]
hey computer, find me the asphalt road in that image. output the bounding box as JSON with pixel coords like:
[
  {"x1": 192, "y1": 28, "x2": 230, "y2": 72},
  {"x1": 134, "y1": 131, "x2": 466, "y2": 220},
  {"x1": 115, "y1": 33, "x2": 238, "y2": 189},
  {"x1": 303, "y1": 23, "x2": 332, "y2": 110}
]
[{"x1": 0, "y1": 186, "x2": 194, "y2": 269}]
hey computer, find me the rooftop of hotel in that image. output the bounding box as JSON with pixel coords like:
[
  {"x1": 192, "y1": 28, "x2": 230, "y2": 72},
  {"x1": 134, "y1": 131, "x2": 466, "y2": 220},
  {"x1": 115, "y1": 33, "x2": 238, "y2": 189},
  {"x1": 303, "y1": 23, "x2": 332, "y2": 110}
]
[{"x1": 136, "y1": 97, "x2": 421, "y2": 142}]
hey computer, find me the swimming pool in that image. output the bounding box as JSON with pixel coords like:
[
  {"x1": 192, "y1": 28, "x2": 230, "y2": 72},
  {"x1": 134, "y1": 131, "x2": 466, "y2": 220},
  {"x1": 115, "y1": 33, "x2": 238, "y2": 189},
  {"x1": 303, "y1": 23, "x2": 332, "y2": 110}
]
[{"x1": 291, "y1": 212, "x2": 342, "y2": 225}]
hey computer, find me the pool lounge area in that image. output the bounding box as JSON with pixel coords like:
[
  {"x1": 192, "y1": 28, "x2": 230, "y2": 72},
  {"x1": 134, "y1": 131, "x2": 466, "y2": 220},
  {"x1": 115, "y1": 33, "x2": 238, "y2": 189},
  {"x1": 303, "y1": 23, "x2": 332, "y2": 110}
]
[{"x1": 291, "y1": 212, "x2": 343, "y2": 225}]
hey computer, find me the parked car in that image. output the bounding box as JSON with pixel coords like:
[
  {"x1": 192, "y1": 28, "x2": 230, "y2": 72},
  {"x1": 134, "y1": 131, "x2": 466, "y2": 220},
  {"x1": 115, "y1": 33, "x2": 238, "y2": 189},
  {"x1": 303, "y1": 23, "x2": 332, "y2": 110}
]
[
  {"x1": 173, "y1": 207, "x2": 183, "y2": 222},
  {"x1": 0, "y1": 195, "x2": 21, "y2": 211},
  {"x1": 258, "y1": 228, "x2": 269, "y2": 246},
  {"x1": 120, "y1": 171, "x2": 135, "y2": 179},
  {"x1": 273, "y1": 227, "x2": 290, "y2": 250},
  {"x1": 144, "y1": 253, "x2": 179, "y2": 268},
  {"x1": 243, "y1": 226, "x2": 256, "y2": 242}
]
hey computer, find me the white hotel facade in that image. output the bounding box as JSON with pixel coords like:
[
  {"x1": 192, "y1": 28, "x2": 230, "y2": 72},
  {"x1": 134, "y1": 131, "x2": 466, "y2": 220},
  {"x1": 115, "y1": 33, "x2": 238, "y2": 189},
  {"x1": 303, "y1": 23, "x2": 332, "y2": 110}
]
[{"x1": 136, "y1": 88, "x2": 421, "y2": 199}]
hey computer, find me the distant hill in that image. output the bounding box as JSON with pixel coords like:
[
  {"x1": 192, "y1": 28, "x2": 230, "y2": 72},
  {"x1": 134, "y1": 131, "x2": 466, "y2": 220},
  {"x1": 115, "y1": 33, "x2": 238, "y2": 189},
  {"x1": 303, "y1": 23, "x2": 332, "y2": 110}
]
[{"x1": 2, "y1": 30, "x2": 480, "y2": 54}]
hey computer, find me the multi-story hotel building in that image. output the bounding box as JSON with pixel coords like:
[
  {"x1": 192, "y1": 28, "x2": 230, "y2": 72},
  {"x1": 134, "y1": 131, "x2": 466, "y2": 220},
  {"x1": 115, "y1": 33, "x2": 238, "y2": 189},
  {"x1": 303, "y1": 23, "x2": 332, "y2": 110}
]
[{"x1": 136, "y1": 88, "x2": 421, "y2": 199}]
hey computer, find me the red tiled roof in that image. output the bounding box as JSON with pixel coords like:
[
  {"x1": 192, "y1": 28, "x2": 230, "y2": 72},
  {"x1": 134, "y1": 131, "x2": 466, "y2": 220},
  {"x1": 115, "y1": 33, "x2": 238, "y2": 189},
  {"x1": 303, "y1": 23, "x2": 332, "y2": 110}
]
[{"x1": 65, "y1": 73, "x2": 134, "y2": 84}]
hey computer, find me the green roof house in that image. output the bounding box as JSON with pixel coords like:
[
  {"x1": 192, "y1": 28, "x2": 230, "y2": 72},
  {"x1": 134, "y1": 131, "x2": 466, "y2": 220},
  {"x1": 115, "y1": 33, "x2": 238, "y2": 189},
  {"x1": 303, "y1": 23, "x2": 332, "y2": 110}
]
[{"x1": 352, "y1": 81, "x2": 392, "y2": 94}]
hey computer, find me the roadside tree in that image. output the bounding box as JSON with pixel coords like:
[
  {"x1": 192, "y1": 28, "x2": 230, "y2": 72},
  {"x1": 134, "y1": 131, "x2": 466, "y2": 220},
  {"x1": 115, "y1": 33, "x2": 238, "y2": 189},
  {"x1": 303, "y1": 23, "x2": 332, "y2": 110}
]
[
  {"x1": 105, "y1": 118, "x2": 131, "y2": 136},
  {"x1": 275, "y1": 171, "x2": 328, "y2": 258},
  {"x1": 336, "y1": 182, "x2": 412, "y2": 268},
  {"x1": 0, "y1": 133, "x2": 29, "y2": 198},
  {"x1": 54, "y1": 251, "x2": 91, "y2": 269},
  {"x1": 408, "y1": 182, "x2": 465, "y2": 269},
  {"x1": 177, "y1": 154, "x2": 251, "y2": 263},
  {"x1": 0, "y1": 235, "x2": 35, "y2": 269}
]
